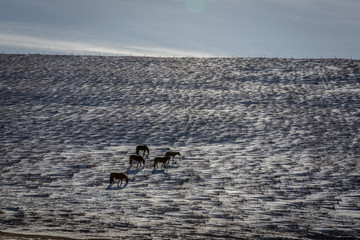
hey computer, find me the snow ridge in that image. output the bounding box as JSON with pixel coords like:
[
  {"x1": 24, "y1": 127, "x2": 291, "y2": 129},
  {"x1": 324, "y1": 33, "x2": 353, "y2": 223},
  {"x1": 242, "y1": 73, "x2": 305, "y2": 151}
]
[{"x1": 1, "y1": 55, "x2": 359, "y2": 239}]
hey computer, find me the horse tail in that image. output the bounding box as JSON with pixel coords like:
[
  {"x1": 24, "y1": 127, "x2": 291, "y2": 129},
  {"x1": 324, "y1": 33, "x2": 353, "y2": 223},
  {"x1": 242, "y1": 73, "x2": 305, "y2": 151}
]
[
  {"x1": 125, "y1": 175, "x2": 129, "y2": 184},
  {"x1": 136, "y1": 147, "x2": 139, "y2": 155},
  {"x1": 109, "y1": 174, "x2": 113, "y2": 184},
  {"x1": 129, "y1": 156, "x2": 132, "y2": 166},
  {"x1": 153, "y1": 160, "x2": 156, "y2": 168}
]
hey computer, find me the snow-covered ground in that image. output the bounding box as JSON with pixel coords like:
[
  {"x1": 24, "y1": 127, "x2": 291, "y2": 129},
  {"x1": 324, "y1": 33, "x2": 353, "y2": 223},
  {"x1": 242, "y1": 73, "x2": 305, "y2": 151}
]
[{"x1": 1, "y1": 54, "x2": 359, "y2": 239}]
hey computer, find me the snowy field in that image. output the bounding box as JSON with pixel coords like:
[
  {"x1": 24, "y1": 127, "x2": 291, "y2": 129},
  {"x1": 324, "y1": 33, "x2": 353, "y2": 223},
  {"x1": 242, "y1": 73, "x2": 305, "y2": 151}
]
[{"x1": 1, "y1": 54, "x2": 359, "y2": 239}]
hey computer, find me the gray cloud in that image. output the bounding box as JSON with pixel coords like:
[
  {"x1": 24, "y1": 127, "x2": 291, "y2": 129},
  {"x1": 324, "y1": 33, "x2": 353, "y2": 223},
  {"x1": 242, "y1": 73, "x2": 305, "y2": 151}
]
[{"x1": 0, "y1": 0, "x2": 359, "y2": 58}]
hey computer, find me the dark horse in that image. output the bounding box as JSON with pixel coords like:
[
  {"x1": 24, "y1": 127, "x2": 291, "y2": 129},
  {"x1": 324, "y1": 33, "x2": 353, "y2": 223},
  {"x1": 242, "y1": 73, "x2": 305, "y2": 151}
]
[
  {"x1": 129, "y1": 155, "x2": 145, "y2": 168},
  {"x1": 153, "y1": 156, "x2": 170, "y2": 169},
  {"x1": 110, "y1": 172, "x2": 129, "y2": 186},
  {"x1": 136, "y1": 145, "x2": 149, "y2": 157},
  {"x1": 165, "y1": 151, "x2": 181, "y2": 163}
]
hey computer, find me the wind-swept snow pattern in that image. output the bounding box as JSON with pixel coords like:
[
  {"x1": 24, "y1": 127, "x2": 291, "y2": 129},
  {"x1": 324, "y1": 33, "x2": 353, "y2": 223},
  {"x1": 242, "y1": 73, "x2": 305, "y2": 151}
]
[{"x1": 1, "y1": 55, "x2": 359, "y2": 239}]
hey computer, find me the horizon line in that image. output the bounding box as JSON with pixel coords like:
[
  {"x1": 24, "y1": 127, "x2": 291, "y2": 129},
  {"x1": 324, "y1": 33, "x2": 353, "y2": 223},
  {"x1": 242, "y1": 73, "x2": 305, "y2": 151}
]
[{"x1": 1, "y1": 50, "x2": 358, "y2": 61}]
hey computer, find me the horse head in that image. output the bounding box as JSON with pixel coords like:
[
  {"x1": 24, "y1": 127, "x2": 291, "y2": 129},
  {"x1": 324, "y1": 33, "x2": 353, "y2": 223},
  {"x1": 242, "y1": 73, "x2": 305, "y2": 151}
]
[{"x1": 110, "y1": 175, "x2": 114, "y2": 184}]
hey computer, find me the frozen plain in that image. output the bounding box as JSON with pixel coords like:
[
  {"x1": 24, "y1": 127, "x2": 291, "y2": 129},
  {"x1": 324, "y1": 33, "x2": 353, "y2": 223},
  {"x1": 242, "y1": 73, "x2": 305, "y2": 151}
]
[{"x1": 0, "y1": 54, "x2": 359, "y2": 239}]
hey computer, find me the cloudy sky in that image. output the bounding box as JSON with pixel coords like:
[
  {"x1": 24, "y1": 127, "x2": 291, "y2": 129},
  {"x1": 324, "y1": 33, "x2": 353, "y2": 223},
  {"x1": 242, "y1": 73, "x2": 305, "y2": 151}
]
[{"x1": 0, "y1": 0, "x2": 359, "y2": 58}]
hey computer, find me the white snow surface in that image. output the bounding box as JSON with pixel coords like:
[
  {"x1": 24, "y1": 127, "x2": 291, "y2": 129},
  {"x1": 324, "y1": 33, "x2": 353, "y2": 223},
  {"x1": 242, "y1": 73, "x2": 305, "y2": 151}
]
[{"x1": 1, "y1": 54, "x2": 359, "y2": 239}]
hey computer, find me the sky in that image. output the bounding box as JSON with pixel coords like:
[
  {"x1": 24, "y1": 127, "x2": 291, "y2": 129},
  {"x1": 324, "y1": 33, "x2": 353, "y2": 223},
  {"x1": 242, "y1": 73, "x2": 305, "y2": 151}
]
[{"x1": 0, "y1": 0, "x2": 360, "y2": 58}]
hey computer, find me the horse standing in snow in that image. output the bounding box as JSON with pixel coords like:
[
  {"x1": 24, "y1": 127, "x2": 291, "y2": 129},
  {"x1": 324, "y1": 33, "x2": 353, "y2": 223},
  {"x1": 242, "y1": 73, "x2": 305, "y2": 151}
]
[
  {"x1": 136, "y1": 145, "x2": 149, "y2": 157},
  {"x1": 165, "y1": 151, "x2": 181, "y2": 164},
  {"x1": 153, "y1": 156, "x2": 171, "y2": 169},
  {"x1": 109, "y1": 172, "x2": 129, "y2": 186},
  {"x1": 129, "y1": 155, "x2": 145, "y2": 168}
]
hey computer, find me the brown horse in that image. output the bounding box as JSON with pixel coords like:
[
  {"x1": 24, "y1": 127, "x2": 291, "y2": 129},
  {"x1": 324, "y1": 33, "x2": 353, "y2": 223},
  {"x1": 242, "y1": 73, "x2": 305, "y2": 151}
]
[
  {"x1": 129, "y1": 155, "x2": 145, "y2": 167},
  {"x1": 110, "y1": 172, "x2": 129, "y2": 186},
  {"x1": 165, "y1": 151, "x2": 181, "y2": 163},
  {"x1": 153, "y1": 156, "x2": 171, "y2": 169},
  {"x1": 136, "y1": 145, "x2": 149, "y2": 157}
]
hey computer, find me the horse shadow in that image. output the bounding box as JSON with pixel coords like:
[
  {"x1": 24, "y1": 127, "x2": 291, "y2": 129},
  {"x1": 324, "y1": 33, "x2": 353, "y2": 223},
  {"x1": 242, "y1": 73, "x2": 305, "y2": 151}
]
[
  {"x1": 126, "y1": 166, "x2": 144, "y2": 175},
  {"x1": 165, "y1": 162, "x2": 179, "y2": 169},
  {"x1": 151, "y1": 168, "x2": 168, "y2": 175},
  {"x1": 105, "y1": 182, "x2": 128, "y2": 190}
]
